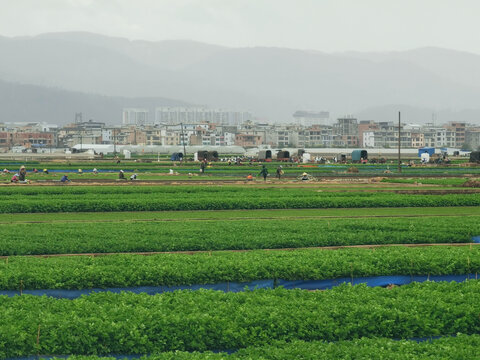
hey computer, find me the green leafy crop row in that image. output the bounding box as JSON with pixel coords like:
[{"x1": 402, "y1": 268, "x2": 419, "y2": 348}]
[
  {"x1": 1, "y1": 246, "x2": 480, "y2": 290},
  {"x1": 1, "y1": 282, "x2": 480, "y2": 357},
  {"x1": 0, "y1": 190, "x2": 479, "y2": 213},
  {"x1": 50, "y1": 335, "x2": 480, "y2": 360},
  {"x1": 1, "y1": 216, "x2": 478, "y2": 255}
]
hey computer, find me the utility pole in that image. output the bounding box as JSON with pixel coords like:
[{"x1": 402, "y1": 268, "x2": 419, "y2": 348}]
[
  {"x1": 113, "y1": 128, "x2": 116, "y2": 155},
  {"x1": 398, "y1": 111, "x2": 401, "y2": 173},
  {"x1": 180, "y1": 122, "x2": 187, "y2": 161}
]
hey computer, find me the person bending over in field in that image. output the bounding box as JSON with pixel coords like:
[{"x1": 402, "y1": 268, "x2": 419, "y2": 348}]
[
  {"x1": 18, "y1": 166, "x2": 27, "y2": 181},
  {"x1": 118, "y1": 170, "x2": 126, "y2": 180}
]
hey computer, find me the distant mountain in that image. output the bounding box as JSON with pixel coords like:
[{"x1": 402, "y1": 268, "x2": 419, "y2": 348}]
[
  {"x1": 0, "y1": 79, "x2": 191, "y2": 124},
  {"x1": 1, "y1": 32, "x2": 480, "y2": 123},
  {"x1": 34, "y1": 32, "x2": 227, "y2": 71},
  {"x1": 341, "y1": 47, "x2": 480, "y2": 91}
]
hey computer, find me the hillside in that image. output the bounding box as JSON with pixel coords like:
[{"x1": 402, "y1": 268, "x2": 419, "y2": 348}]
[
  {"x1": 1, "y1": 32, "x2": 480, "y2": 123},
  {"x1": 0, "y1": 79, "x2": 190, "y2": 124}
]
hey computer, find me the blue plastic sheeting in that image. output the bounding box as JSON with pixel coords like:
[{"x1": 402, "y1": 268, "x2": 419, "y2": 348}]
[
  {"x1": 0, "y1": 280, "x2": 274, "y2": 299},
  {"x1": 473, "y1": 236, "x2": 480, "y2": 243},
  {"x1": 1, "y1": 275, "x2": 478, "y2": 299},
  {"x1": 277, "y1": 274, "x2": 478, "y2": 290}
]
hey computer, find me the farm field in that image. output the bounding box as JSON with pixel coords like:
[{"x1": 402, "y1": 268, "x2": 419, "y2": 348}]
[
  {"x1": 1, "y1": 215, "x2": 479, "y2": 255},
  {"x1": 0, "y1": 205, "x2": 478, "y2": 222},
  {"x1": 38, "y1": 335, "x2": 480, "y2": 359},
  {"x1": 1, "y1": 159, "x2": 480, "y2": 183},
  {"x1": 0, "y1": 185, "x2": 479, "y2": 213},
  {"x1": 1, "y1": 174, "x2": 480, "y2": 358}
]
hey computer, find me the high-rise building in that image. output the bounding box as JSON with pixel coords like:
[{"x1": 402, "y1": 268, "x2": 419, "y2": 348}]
[
  {"x1": 122, "y1": 109, "x2": 149, "y2": 126},
  {"x1": 155, "y1": 107, "x2": 252, "y2": 126},
  {"x1": 292, "y1": 111, "x2": 330, "y2": 127},
  {"x1": 334, "y1": 117, "x2": 358, "y2": 147}
]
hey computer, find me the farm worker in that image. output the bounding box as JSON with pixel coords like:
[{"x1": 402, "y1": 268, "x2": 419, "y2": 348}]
[
  {"x1": 60, "y1": 175, "x2": 70, "y2": 182},
  {"x1": 259, "y1": 165, "x2": 268, "y2": 181},
  {"x1": 93, "y1": 168, "x2": 98, "y2": 175},
  {"x1": 130, "y1": 173, "x2": 137, "y2": 180},
  {"x1": 301, "y1": 172, "x2": 309, "y2": 181},
  {"x1": 200, "y1": 161, "x2": 206, "y2": 174},
  {"x1": 2, "y1": 168, "x2": 9, "y2": 174},
  {"x1": 33, "y1": 168, "x2": 38, "y2": 173},
  {"x1": 18, "y1": 166, "x2": 27, "y2": 181},
  {"x1": 246, "y1": 174, "x2": 253, "y2": 181},
  {"x1": 43, "y1": 168, "x2": 49, "y2": 175},
  {"x1": 276, "y1": 165, "x2": 283, "y2": 179},
  {"x1": 10, "y1": 173, "x2": 19, "y2": 182},
  {"x1": 78, "y1": 169, "x2": 83, "y2": 175},
  {"x1": 118, "y1": 170, "x2": 125, "y2": 180}
]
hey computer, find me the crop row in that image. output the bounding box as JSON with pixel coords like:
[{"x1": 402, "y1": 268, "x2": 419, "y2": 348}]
[
  {"x1": 1, "y1": 282, "x2": 480, "y2": 356},
  {"x1": 1, "y1": 216, "x2": 478, "y2": 255},
  {"x1": 1, "y1": 246, "x2": 480, "y2": 290},
  {"x1": 381, "y1": 178, "x2": 470, "y2": 186},
  {"x1": 1, "y1": 192, "x2": 479, "y2": 213},
  {"x1": 46, "y1": 335, "x2": 480, "y2": 360},
  {"x1": 0, "y1": 185, "x2": 414, "y2": 196},
  {"x1": 0, "y1": 185, "x2": 379, "y2": 198}
]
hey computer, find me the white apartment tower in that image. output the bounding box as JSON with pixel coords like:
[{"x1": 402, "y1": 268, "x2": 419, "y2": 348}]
[{"x1": 122, "y1": 109, "x2": 149, "y2": 126}]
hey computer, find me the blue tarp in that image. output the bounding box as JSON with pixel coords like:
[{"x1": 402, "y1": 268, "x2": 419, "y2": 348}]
[
  {"x1": 277, "y1": 274, "x2": 478, "y2": 290},
  {"x1": 0, "y1": 280, "x2": 274, "y2": 299},
  {"x1": 1, "y1": 276, "x2": 478, "y2": 299},
  {"x1": 473, "y1": 236, "x2": 480, "y2": 243},
  {"x1": 418, "y1": 147, "x2": 435, "y2": 157}
]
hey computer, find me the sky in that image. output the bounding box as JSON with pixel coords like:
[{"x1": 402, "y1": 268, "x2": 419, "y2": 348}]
[{"x1": 0, "y1": 0, "x2": 479, "y2": 53}]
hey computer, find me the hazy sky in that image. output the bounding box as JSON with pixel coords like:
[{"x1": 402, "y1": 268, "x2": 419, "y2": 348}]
[{"x1": 0, "y1": 0, "x2": 479, "y2": 53}]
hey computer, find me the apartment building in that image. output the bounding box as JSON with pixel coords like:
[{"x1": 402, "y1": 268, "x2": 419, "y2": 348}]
[
  {"x1": 334, "y1": 117, "x2": 359, "y2": 147},
  {"x1": 155, "y1": 107, "x2": 252, "y2": 126},
  {"x1": 445, "y1": 122, "x2": 466, "y2": 147},
  {"x1": 466, "y1": 128, "x2": 480, "y2": 150},
  {"x1": 292, "y1": 110, "x2": 330, "y2": 127},
  {"x1": 122, "y1": 108, "x2": 149, "y2": 126},
  {"x1": 234, "y1": 134, "x2": 262, "y2": 147}
]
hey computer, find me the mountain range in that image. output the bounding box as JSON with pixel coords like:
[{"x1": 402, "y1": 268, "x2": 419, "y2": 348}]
[{"x1": 1, "y1": 32, "x2": 480, "y2": 125}]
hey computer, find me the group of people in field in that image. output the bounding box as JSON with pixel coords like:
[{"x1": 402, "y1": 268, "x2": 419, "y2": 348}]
[
  {"x1": 118, "y1": 170, "x2": 138, "y2": 181},
  {"x1": 4, "y1": 166, "x2": 28, "y2": 183},
  {"x1": 4, "y1": 162, "x2": 312, "y2": 184},
  {"x1": 3, "y1": 165, "x2": 139, "y2": 184},
  {"x1": 247, "y1": 164, "x2": 309, "y2": 182}
]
